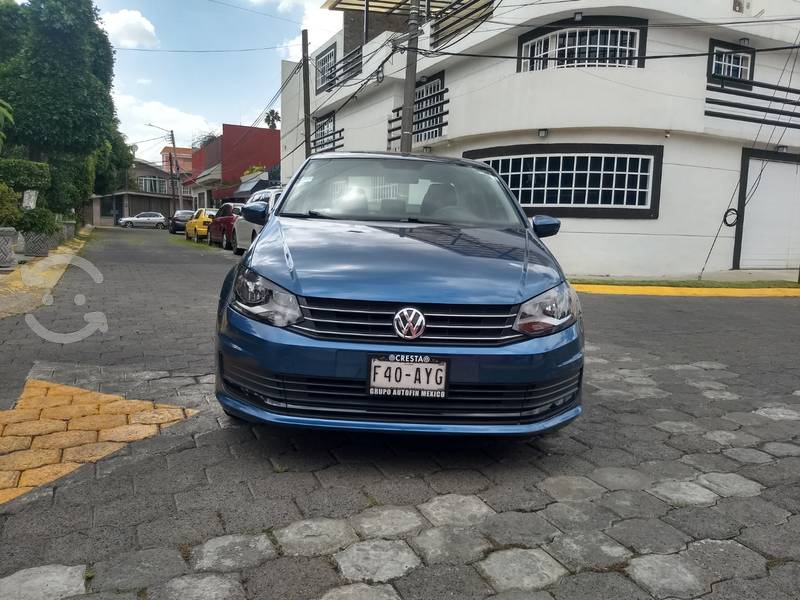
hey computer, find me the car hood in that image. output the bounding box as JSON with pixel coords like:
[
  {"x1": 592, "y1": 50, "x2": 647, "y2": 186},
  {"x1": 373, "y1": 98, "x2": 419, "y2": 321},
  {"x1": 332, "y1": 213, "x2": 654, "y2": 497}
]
[{"x1": 246, "y1": 218, "x2": 563, "y2": 304}]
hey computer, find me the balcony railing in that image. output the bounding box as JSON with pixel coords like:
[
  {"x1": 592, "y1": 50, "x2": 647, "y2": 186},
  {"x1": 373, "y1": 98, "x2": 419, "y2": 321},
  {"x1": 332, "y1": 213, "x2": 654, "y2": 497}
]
[
  {"x1": 319, "y1": 47, "x2": 363, "y2": 92},
  {"x1": 311, "y1": 127, "x2": 344, "y2": 153},
  {"x1": 431, "y1": 0, "x2": 493, "y2": 48},
  {"x1": 706, "y1": 75, "x2": 800, "y2": 131},
  {"x1": 387, "y1": 86, "x2": 450, "y2": 149}
]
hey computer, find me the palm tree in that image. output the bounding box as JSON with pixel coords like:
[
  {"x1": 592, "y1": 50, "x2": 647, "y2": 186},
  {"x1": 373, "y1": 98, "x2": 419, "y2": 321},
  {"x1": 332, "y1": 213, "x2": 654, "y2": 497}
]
[
  {"x1": 264, "y1": 109, "x2": 281, "y2": 129},
  {"x1": 0, "y1": 99, "x2": 13, "y2": 153}
]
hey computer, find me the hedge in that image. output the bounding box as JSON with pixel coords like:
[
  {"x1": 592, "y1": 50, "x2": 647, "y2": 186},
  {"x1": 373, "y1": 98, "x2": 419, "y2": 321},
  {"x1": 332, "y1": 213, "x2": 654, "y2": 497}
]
[{"x1": 0, "y1": 158, "x2": 51, "y2": 190}]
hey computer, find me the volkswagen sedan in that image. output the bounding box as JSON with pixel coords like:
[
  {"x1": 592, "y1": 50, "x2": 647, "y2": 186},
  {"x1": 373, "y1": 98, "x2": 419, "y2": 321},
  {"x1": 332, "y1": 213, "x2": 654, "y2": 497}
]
[{"x1": 215, "y1": 153, "x2": 584, "y2": 435}]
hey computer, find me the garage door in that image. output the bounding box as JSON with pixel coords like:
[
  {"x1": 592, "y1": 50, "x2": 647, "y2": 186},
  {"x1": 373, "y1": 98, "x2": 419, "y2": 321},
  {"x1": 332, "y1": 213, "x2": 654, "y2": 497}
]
[{"x1": 740, "y1": 158, "x2": 800, "y2": 269}]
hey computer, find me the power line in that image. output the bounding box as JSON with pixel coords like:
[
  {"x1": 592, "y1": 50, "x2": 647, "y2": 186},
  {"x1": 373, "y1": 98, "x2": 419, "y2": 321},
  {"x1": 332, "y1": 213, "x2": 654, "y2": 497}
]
[
  {"x1": 205, "y1": 0, "x2": 303, "y2": 25},
  {"x1": 404, "y1": 43, "x2": 800, "y2": 64},
  {"x1": 114, "y1": 44, "x2": 301, "y2": 54}
]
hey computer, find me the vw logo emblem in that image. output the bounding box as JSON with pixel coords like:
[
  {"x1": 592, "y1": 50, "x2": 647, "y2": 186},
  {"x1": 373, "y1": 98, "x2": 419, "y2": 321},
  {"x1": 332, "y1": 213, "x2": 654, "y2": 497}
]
[{"x1": 393, "y1": 307, "x2": 426, "y2": 340}]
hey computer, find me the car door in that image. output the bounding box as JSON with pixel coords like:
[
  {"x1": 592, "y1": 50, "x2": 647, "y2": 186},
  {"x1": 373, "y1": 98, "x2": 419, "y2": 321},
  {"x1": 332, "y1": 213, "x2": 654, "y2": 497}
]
[
  {"x1": 212, "y1": 205, "x2": 230, "y2": 241},
  {"x1": 133, "y1": 213, "x2": 147, "y2": 227},
  {"x1": 188, "y1": 209, "x2": 202, "y2": 235}
]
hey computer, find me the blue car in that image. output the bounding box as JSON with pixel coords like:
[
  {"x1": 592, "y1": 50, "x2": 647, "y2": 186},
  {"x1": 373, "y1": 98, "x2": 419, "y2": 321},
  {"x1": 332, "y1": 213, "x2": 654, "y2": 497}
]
[{"x1": 215, "y1": 152, "x2": 584, "y2": 435}]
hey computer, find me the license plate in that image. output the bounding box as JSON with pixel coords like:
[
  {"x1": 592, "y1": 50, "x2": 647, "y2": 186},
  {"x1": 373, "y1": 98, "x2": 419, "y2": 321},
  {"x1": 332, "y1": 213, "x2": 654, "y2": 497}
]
[{"x1": 368, "y1": 354, "x2": 447, "y2": 398}]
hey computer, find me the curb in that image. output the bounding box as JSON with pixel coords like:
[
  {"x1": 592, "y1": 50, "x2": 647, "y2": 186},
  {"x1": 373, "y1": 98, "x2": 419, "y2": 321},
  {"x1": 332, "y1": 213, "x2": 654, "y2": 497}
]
[{"x1": 572, "y1": 283, "x2": 800, "y2": 298}]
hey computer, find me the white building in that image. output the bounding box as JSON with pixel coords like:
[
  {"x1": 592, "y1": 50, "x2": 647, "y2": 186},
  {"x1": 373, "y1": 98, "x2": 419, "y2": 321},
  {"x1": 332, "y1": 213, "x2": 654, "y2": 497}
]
[{"x1": 281, "y1": 0, "x2": 800, "y2": 277}]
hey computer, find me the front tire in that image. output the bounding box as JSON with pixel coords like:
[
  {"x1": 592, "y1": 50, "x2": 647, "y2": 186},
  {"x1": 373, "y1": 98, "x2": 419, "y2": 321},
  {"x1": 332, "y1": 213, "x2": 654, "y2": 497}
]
[
  {"x1": 124, "y1": 222, "x2": 133, "y2": 228},
  {"x1": 156, "y1": 223, "x2": 165, "y2": 230},
  {"x1": 222, "y1": 231, "x2": 230, "y2": 250}
]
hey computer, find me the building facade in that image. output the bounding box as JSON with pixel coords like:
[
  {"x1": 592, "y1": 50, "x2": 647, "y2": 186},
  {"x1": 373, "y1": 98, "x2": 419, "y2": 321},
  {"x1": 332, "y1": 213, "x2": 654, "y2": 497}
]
[
  {"x1": 185, "y1": 124, "x2": 280, "y2": 209},
  {"x1": 159, "y1": 146, "x2": 193, "y2": 174},
  {"x1": 281, "y1": 0, "x2": 800, "y2": 277},
  {"x1": 85, "y1": 159, "x2": 193, "y2": 226}
]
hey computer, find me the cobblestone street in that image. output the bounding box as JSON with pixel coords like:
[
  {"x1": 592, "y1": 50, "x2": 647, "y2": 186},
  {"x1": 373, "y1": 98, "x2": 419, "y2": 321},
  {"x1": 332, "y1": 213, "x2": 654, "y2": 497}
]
[{"x1": 1, "y1": 228, "x2": 799, "y2": 599}]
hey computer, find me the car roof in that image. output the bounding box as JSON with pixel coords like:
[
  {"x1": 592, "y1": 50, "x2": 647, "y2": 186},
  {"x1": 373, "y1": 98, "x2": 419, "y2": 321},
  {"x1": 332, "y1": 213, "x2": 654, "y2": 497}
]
[{"x1": 307, "y1": 151, "x2": 493, "y2": 172}]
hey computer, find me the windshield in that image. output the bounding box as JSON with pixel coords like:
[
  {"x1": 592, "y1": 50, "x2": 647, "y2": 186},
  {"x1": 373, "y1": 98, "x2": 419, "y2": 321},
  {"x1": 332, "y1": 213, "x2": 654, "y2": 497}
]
[
  {"x1": 206, "y1": 209, "x2": 217, "y2": 217},
  {"x1": 279, "y1": 158, "x2": 525, "y2": 228},
  {"x1": 175, "y1": 211, "x2": 193, "y2": 218}
]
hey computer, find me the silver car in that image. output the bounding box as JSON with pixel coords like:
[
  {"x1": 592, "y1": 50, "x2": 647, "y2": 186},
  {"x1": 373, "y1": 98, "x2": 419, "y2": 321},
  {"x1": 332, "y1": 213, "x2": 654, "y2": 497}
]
[{"x1": 118, "y1": 212, "x2": 167, "y2": 229}]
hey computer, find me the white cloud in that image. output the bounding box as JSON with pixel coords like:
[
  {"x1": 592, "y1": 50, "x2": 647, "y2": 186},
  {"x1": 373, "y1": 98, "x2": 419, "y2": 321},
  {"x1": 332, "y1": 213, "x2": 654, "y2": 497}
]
[
  {"x1": 136, "y1": 78, "x2": 152, "y2": 86},
  {"x1": 113, "y1": 92, "x2": 219, "y2": 163},
  {"x1": 280, "y1": 0, "x2": 342, "y2": 61},
  {"x1": 100, "y1": 9, "x2": 159, "y2": 49}
]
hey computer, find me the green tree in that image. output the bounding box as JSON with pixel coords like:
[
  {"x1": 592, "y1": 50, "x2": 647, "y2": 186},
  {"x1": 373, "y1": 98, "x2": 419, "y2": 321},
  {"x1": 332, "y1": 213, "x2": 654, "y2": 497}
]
[
  {"x1": 265, "y1": 109, "x2": 280, "y2": 129},
  {"x1": 93, "y1": 128, "x2": 134, "y2": 194},
  {"x1": 0, "y1": 0, "x2": 115, "y2": 160},
  {"x1": 0, "y1": 0, "x2": 27, "y2": 64},
  {"x1": 0, "y1": 98, "x2": 12, "y2": 154}
]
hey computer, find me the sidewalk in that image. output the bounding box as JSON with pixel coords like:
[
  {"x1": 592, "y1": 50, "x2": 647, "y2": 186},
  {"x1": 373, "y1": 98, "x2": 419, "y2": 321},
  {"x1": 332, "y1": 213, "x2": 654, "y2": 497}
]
[{"x1": 0, "y1": 228, "x2": 91, "y2": 319}]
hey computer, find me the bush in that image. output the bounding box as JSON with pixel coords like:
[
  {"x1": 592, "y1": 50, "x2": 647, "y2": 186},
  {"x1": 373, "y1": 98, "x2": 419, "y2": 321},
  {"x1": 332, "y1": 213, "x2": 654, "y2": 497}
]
[
  {"x1": 0, "y1": 181, "x2": 22, "y2": 227},
  {"x1": 0, "y1": 158, "x2": 51, "y2": 190},
  {"x1": 17, "y1": 206, "x2": 59, "y2": 235}
]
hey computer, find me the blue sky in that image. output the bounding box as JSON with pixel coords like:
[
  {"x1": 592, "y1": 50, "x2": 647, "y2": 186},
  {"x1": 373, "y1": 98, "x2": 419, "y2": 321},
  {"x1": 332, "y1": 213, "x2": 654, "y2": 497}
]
[{"x1": 93, "y1": 0, "x2": 341, "y2": 161}]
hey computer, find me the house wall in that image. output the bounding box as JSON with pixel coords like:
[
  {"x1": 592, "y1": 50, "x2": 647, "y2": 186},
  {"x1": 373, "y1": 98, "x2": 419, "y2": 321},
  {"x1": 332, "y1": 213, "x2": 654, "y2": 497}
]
[{"x1": 220, "y1": 124, "x2": 280, "y2": 183}]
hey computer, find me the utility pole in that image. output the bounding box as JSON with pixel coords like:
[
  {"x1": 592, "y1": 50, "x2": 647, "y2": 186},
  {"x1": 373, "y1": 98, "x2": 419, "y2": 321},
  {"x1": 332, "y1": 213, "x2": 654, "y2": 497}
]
[
  {"x1": 400, "y1": 0, "x2": 420, "y2": 153},
  {"x1": 301, "y1": 29, "x2": 312, "y2": 159},
  {"x1": 168, "y1": 129, "x2": 182, "y2": 210}
]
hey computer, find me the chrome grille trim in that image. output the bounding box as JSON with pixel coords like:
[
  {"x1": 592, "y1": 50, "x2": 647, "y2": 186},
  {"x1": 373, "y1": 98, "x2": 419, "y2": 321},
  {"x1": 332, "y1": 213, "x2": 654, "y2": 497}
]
[{"x1": 291, "y1": 296, "x2": 525, "y2": 346}]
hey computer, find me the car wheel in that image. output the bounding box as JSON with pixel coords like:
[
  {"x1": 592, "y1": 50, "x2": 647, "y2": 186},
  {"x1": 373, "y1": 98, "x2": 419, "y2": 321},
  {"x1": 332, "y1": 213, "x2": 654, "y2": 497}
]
[
  {"x1": 232, "y1": 231, "x2": 244, "y2": 255},
  {"x1": 124, "y1": 222, "x2": 133, "y2": 228},
  {"x1": 156, "y1": 223, "x2": 165, "y2": 230},
  {"x1": 207, "y1": 230, "x2": 214, "y2": 246},
  {"x1": 221, "y1": 231, "x2": 229, "y2": 250},
  {"x1": 193, "y1": 231, "x2": 199, "y2": 243}
]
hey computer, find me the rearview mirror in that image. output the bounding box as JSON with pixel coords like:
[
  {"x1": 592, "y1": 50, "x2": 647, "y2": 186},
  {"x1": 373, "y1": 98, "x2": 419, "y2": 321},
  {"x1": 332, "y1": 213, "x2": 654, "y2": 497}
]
[
  {"x1": 242, "y1": 201, "x2": 269, "y2": 226},
  {"x1": 531, "y1": 215, "x2": 560, "y2": 238}
]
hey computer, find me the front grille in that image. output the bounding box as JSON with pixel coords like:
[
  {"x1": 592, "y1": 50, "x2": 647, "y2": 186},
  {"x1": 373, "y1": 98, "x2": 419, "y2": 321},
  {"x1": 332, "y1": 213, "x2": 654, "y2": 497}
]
[
  {"x1": 221, "y1": 357, "x2": 581, "y2": 425},
  {"x1": 289, "y1": 297, "x2": 526, "y2": 346}
]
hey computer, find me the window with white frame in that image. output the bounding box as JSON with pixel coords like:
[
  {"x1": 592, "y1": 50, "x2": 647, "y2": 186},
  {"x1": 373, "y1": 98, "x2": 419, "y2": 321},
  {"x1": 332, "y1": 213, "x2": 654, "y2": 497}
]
[
  {"x1": 414, "y1": 76, "x2": 446, "y2": 142},
  {"x1": 483, "y1": 152, "x2": 655, "y2": 210},
  {"x1": 314, "y1": 114, "x2": 336, "y2": 151},
  {"x1": 709, "y1": 39, "x2": 754, "y2": 82},
  {"x1": 137, "y1": 176, "x2": 167, "y2": 195},
  {"x1": 315, "y1": 45, "x2": 336, "y2": 91},
  {"x1": 521, "y1": 27, "x2": 639, "y2": 71}
]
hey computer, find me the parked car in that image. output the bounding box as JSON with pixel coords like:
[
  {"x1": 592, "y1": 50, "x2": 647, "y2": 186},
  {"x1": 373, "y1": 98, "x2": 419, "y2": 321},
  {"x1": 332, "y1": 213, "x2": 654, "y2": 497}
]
[
  {"x1": 185, "y1": 208, "x2": 217, "y2": 242},
  {"x1": 168, "y1": 210, "x2": 195, "y2": 234},
  {"x1": 118, "y1": 212, "x2": 167, "y2": 229},
  {"x1": 232, "y1": 187, "x2": 282, "y2": 255},
  {"x1": 215, "y1": 152, "x2": 584, "y2": 436},
  {"x1": 207, "y1": 202, "x2": 243, "y2": 250}
]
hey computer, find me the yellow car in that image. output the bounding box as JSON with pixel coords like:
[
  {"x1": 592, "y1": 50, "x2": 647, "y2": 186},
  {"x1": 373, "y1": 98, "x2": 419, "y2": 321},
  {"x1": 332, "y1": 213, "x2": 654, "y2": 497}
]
[{"x1": 185, "y1": 208, "x2": 217, "y2": 242}]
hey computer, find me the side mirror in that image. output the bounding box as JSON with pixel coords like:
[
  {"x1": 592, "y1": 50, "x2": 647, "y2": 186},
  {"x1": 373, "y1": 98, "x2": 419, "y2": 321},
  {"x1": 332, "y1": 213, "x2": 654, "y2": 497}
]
[
  {"x1": 242, "y1": 201, "x2": 269, "y2": 226},
  {"x1": 531, "y1": 215, "x2": 560, "y2": 238}
]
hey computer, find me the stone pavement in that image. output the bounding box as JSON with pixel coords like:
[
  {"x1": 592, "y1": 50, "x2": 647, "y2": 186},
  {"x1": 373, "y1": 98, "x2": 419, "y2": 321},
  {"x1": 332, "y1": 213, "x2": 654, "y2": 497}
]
[{"x1": 0, "y1": 228, "x2": 799, "y2": 599}]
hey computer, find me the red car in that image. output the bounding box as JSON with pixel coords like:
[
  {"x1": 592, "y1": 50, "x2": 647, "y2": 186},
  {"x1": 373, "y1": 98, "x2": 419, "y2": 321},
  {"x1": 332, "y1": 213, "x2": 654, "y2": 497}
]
[{"x1": 207, "y1": 202, "x2": 243, "y2": 250}]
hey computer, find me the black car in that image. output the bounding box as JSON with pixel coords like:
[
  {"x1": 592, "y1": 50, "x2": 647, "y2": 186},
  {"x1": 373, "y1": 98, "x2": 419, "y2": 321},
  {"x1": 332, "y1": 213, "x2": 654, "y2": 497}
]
[{"x1": 168, "y1": 210, "x2": 194, "y2": 234}]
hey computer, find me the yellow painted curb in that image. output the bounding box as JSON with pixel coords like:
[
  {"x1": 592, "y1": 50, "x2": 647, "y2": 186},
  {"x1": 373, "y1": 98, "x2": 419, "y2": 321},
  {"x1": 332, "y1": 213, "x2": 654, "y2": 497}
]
[
  {"x1": 572, "y1": 284, "x2": 800, "y2": 298},
  {"x1": 0, "y1": 227, "x2": 93, "y2": 319},
  {"x1": 0, "y1": 378, "x2": 198, "y2": 504}
]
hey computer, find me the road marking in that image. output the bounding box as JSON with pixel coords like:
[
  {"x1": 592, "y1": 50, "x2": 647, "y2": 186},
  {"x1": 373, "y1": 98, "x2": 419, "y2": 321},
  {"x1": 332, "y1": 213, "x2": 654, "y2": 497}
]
[
  {"x1": 0, "y1": 378, "x2": 197, "y2": 504},
  {"x1": 572, "y1": 284, "x2": 800, "y2": 297}
]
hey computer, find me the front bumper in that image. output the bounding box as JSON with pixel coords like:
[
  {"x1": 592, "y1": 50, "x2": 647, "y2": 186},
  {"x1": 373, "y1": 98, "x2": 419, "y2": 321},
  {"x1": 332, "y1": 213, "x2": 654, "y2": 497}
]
[{"x1": 216, "y1": 307, "x2": 584, "y2": 435}]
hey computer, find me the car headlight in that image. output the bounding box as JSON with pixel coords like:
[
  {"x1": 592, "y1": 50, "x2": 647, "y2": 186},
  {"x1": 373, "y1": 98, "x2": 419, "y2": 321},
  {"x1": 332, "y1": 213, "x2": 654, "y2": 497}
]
[
  {"x1": 513, "y1": 282, "x2": 579, "y2": 337},
  {"x1": 232, "y1": 268, "x2": 302, "y2": 327}
]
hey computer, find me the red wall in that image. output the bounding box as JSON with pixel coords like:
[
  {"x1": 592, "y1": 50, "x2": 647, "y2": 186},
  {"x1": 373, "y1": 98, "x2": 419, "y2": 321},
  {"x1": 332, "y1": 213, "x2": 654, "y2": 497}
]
[{"x1": 220, "y1": 124, "x2": 280, "y2": 183}]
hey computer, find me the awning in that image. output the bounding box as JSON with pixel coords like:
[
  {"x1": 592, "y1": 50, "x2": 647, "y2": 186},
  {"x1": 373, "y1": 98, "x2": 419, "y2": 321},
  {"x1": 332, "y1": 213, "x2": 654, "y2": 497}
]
[
  {"x1": 233, "y1": 178, "x2": 276, "y2": 198},
  {"x1": 321, "y1": 0, "x2": 455, "y2": 15}
]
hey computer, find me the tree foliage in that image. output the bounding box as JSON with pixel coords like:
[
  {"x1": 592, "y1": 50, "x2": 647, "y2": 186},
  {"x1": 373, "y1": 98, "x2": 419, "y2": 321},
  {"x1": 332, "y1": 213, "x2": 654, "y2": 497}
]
[
  {"x1": 0, "y1": 98, "x2": 12, "y2": 153},
  {"x1": 0, "y1": 0, "x2": 27, "y2": 64},
  {"x1": 0, "y1": 158, "x2": 51, "y2": 190},
  {"x1": 265, "y1": 109, "x2": 280, "y2": 129},
  {"x1": 0, "y1": 0, "x2": 115, "y2": 159},
  {"x1": 0, "y1": 181, "x2": 21, "y2": 227}
]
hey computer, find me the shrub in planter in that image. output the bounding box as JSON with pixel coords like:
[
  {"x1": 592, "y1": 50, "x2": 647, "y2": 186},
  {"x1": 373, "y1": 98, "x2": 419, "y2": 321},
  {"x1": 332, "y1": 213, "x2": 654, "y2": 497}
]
[
  {"x1": 18, "y1": 206, "x2": 59, "y2": 257},
  {"x1": 0, "y1": 182, "x2": 22, "y2": 268}
]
